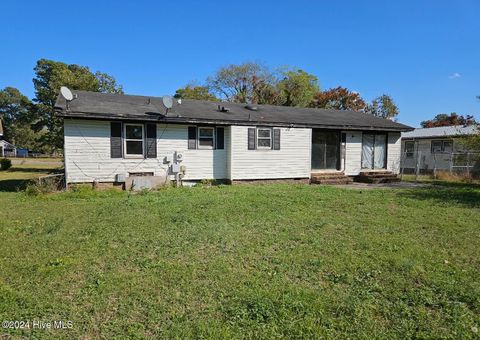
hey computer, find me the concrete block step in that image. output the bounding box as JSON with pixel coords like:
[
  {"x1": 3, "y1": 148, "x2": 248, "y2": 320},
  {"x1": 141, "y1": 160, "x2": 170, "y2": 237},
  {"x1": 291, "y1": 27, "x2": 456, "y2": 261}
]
[
  {"x1": 311, "y1": 174, "x2": 348, "y2": 180},
  {"x1": 358, "y1": 173, "x2": 398, "y2": 178},
  {"x1": 311, "y1": 177, "x2": 353, "y2": 185},
  {"x1": 359, "y1": 171, "x2": 393, "y2": 176},
  {"x1": 355, "y1": 176, "x2": 401, "y2": 184}
]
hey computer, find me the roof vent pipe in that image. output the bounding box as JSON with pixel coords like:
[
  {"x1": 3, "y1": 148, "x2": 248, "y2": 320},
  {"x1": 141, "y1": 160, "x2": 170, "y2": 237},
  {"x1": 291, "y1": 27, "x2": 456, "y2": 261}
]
[
  {"x1": 217, "y1": 105, "x2": 230, "y2": 112},
  {"x1": 245, "y1": 104, "x2": 258, "y2": 111}
]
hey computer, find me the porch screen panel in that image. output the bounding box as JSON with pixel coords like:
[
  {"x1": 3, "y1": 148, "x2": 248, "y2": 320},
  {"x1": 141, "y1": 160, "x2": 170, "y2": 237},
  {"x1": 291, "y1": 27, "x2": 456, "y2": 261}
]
[
  {"x1": 373, "y1": 134, "x2": 386, "y2": 169},
  {"x1": 362, "y1": 134, "x2": 374, "y2": 169},
  {"x1": 325, "y1": 133, "x2": 339, "y2": 169}
]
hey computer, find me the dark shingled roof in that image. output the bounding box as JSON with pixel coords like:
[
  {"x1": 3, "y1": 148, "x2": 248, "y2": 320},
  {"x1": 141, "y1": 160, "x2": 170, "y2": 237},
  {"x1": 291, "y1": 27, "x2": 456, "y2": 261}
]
[{"x1": 55, "y1": 90, "x2": 412, "y2": 132}]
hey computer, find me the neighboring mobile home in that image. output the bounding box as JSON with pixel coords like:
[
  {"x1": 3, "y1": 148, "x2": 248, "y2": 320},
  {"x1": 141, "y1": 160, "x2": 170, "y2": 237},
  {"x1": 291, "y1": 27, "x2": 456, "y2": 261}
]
[
  {"x1": 55, "y1": 91, "x2": 412, "y2": 187},
  {"x1": 401, "y1": 125, "x2": 479, "y2": 174},
  {"x1": 0, "y1": 140, "x2": 16, "y2": 158}
]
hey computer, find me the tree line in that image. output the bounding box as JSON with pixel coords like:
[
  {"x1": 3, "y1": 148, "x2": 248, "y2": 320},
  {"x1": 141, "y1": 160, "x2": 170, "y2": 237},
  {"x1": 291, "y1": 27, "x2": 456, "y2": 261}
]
[
  {"x1": 174, "y1": 62, "x2": 399, "y2": 119},
  {"x1": 0, "y1": 59, "x2": 123, "y2": 154},
  {"x1": 1, "y1": 60, "x2": 401, "y2": 154}
]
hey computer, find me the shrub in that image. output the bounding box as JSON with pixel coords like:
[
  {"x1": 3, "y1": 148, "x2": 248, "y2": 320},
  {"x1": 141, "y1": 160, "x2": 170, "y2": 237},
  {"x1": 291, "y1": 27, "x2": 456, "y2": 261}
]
[
  {"x1": 0, "y1": 158, "x2": 12, "y2": 170},
  {"x1": 25, "y1": 175, "x2": 65, "y2": 195}
]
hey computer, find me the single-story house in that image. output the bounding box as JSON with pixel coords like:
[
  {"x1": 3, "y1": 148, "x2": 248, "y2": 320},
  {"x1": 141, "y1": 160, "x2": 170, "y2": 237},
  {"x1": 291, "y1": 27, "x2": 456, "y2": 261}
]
[
  {"x1": 0, "y1": 139, "x2": 16, "y2": 158},
  {"x1": 55, "y1": 90, "x2": 412, "y2": 187},
  {"x1": 401, "y1": 125, "x2": 479, "y2": 174}
]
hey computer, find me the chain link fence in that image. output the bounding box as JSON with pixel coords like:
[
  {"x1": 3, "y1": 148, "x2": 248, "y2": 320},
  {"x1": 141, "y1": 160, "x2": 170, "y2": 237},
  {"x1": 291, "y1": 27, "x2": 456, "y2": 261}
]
[{"x1": 400, "y1": 151, "x2": 480, "y2": 179}]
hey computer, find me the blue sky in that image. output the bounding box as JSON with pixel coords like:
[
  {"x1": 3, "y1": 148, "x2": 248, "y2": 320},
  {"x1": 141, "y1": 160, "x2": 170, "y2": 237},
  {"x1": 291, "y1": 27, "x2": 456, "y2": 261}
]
[{"x1": 1, "y1": 0, "x2": 478, "y2": 127}]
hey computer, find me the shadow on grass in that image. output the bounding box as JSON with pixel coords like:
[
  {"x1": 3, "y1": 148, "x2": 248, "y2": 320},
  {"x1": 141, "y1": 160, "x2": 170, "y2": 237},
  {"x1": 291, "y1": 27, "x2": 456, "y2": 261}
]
[
  {"x1": 0, "y1": 179, "x2": 33, "y2": 192},
  {"x1": 400, "y1": 183, "x2": 480, "y2": 208},
  {"x1": 7, "y1": 167, "x2": 63, "y2": 173}
]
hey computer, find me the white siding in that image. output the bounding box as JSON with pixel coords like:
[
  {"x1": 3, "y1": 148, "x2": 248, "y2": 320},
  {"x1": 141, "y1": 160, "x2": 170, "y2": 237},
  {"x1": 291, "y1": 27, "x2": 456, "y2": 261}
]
[
  {"x1": 230, "y1": 126, "x2": 311, "y2": 180},
  {"x1": 401, "y1": 138, "x2": 461, "y2": 171},
  {"x1": 344, "y1": 131, "x2": 362, "y2": 175},
  {"x1": 387, "y1": 132, "x2": 401, "y2": 174},
  {"x1": 64, "y1": 120, "x2": 229, "y2": 183}
]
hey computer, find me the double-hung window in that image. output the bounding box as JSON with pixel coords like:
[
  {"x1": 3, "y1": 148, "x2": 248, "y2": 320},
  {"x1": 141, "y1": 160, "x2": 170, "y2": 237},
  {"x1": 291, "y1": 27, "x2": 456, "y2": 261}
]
[
  {"x1": 124, "y1": 124, "x2": 144, "y2": 157},
  {"x1": 431, "y1": 139, "x2": 453, "y2": 154},
  {"x1": 404, "y1": 141, "x2": 415, "y2": 158},
  {"x1": 257, "y1": 128, "x2": 272, "y2": 149},
  {"x1": 198, "y1": 127, "x2": 215, "y2": 149}
]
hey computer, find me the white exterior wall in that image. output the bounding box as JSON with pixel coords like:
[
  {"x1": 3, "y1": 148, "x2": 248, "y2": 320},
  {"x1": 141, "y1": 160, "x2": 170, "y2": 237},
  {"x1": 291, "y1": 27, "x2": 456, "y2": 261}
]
[
  {"x1": 64, "y1": 119, "x2": 405, "y2": 183},
  {"x1": 342, "y1": 131, "x2": 402, "y2": 175},
  {"x1": 229, "y1": 126, "x2": 311, "y2": 180},
  {"x1": 343, "y1": 131, "x2": 363, "y2": 176},
  {"x1": 387, "y1": 132, "x2": 401, "y2": 174},
  {"x1": 64, "y1": 120, "x2": 229, "y2": 183},
  {"x1": 401, "y1": 138, "x2": 462, "y2": 171}
]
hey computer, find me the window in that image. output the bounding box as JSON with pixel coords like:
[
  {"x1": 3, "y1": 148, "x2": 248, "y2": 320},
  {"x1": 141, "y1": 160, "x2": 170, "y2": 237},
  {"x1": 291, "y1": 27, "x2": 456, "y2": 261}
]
[
  {"x1": 405, "y1": 141, "x2": 415, "y2": 158},
  {"x1": 124, "y1": 124, "x2": 144, "y2": 157},
  {"x1": 431, "y1": 140, "x2": 453, "y2": 154},
  {"x1": 257, "y1": 128, "x2": 272, "y2": 149},
  {"x1": 443, "y1": 140, "x2": 453, "y2": 153},
  {"x1": 198, "y1": 127, "x2": 215, "y2": 149}
]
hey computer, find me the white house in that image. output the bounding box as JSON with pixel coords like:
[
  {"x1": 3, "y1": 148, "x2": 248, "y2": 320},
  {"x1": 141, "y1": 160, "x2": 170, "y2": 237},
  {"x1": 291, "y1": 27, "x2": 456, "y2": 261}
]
[
  {"x1": 401, "y1": 125, "x2": 479, "y2": 174},
  {"x1": 55, "y1": 91, "x2": 412, "y2": 187},
  {"x1": 0, "y1": 140, "x2": 16, "y2": 158}
]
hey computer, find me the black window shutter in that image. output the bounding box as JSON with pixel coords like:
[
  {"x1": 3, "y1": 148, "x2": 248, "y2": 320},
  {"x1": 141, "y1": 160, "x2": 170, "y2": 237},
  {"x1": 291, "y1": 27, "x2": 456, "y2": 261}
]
[
  {"x1": 145, "y1": 123, "x2": 157, "y2": 158},
  {"x1": 216, "y1": 127, "x2": 224, "y2": 150},
  {"x1": 188, "y1": 126, "x2": 197, "y2": 149},
  {"x1": 110, "y1": 122, "x2": 122, "y2": 158},
  {"x1": 248, "y1": 128, "x2": 256, "y2": 150},
  {"x1": 273, "y1": 128, "x2": 281, "y2": 150}
]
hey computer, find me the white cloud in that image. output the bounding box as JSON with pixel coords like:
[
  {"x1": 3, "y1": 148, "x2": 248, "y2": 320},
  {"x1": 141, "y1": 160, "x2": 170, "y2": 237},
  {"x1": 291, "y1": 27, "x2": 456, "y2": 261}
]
[{"x1": 449, "y1": 72, "x2": 461, "y2": 79}]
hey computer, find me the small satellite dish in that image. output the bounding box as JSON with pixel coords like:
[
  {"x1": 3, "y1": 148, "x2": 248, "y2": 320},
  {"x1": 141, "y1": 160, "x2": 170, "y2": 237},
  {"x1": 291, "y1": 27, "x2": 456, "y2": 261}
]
[
  {"x1": 60, "y1": 86, "x2": 74, "y2": 101},
  {"x1": 162, "y1": 96, "x2": 173, "y2": 109}
]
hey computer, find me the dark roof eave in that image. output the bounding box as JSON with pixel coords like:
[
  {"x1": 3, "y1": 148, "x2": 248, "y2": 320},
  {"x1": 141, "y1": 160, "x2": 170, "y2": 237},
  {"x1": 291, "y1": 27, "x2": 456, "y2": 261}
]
[{"x1": 55, "y1": 110, "x2": 413, "y2": 132}]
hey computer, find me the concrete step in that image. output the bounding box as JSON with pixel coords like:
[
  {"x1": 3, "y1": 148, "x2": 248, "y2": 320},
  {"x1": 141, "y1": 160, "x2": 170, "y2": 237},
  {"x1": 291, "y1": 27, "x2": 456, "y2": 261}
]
[
  {"x1": 311, "y1": 173, "x2": 348, "y2": 180},
  {"x1": 355, "y1": 176, "x2": 401, "y2": 184},
  {"x1": 358, "y1": 173, "x2": 398, "y2": 178},
  {"x1": 359, "y1": 170, "x2": 393, "y2": 176},
  {"x1": 311, "y1": 177, "x2": 353, "y2": 185}
]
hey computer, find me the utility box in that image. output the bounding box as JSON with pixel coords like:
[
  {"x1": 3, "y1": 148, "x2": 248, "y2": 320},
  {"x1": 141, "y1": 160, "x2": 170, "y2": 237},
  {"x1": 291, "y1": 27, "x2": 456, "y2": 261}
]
[{"x1": 171, "y1": 163, "x2": 180, "y2": 173}]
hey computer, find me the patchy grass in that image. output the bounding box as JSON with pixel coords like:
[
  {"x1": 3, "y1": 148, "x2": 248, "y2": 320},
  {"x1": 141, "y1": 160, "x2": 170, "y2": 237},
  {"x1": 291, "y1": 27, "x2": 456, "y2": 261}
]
[
  {"x1": 402, "y1": 173, "x2": 480, "y2": 186},
  {"x1": 0, "y1": 184, "x2": 479, "y2": 338},
  {"x1": 0, "y1": 158, "x2": 62, "y2": 191}
]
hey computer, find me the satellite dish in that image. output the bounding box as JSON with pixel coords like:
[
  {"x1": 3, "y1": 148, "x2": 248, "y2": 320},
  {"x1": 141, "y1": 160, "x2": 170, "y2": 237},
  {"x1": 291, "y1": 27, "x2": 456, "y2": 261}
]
[
  {"x1": 162, "y1": 96, "x2": 173, "y2": 109},
  {"x1": 60, "y1": 86, "x2": 74, "y2": 101}
]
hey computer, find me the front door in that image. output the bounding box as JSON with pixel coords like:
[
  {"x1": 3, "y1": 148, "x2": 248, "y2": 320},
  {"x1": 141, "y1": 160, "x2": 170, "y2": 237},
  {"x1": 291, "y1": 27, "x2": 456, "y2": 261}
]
[
  {"x1": 362, "y1": 134, "x2": 387, "y2": 169},
  {"x1": 312, "y1": 130, "x2": 340, "y2": 170}
]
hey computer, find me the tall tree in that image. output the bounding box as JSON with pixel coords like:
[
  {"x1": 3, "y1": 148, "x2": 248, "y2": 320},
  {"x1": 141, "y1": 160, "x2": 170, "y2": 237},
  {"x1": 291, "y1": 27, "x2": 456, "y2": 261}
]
[
  {"x1": 174, "y1": 84, "x2": 218, "y2": 101},
  {"x1": 277, "y1": 69, "x2": 319, "y2": 107},
  {"x1": 32, "y1": 59, "x2": 123, "y2": 152},
  {"x1": 206, "y1": 62, "x2": 274, "y2": 103},
  {"x1": 0, "y1": 87, "x2": 38, "y2": 148},
  {"x1": 95, "y1": 71, "x2": 124, "y2": 94},
  {"x1": 420, "y1": 112, "x2": 476, "y2": 128},
  {"x1": 310, "y1": 87, "x2": 366, "y2": 111},
  {"x1": 365, "y1": 94, "x2": 399, "y2": 120}
]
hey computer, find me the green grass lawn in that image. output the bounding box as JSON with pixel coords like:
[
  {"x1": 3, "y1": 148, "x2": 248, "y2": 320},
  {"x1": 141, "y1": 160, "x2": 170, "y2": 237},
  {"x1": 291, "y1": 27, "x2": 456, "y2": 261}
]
[
  {"x1": 0, "y1": 183, "x2": 479, "y2": 338},
  {"x1": 0, "y1": 158, "x2": 63, "y2": 191}
]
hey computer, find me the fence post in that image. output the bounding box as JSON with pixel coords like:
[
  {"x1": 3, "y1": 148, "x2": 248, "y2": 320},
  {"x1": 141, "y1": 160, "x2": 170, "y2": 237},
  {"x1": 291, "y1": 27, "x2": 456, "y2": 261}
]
[
  {"x1": 467, "y1": 152, "x2": 471, "y2": 178},
  {"x1": 415, "y1": 150, "x2": 421, "y2": 182},
  {"x1": 400, "y1": 152, "x2": 405, "y2": 180},
  {"x1": 450, "y1": 152, "x2": 453, "y2": 173}
]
